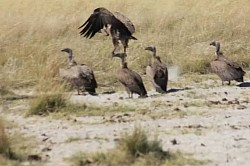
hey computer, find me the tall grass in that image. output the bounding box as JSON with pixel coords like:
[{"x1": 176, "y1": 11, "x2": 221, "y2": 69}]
[{"x1": 0, "y1": 0, "x2": 250, "y2": 91}]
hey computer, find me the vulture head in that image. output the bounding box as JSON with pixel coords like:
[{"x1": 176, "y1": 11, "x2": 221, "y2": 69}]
[
  {"x1": 61, "y1": 48, "x2": 76, "y2": 66},
  {"x1": 145, "y1": 46, "x2": 156, "y2": 53},
  {"x1": 210, "y1": 41, "x2": 220, "y2": 52},
  {"x1": 61, "y1": 48, "x2": 73, "y2": 54},
  {"x1": 61, "y1": 48, "x2": 73, "y2": 58}
]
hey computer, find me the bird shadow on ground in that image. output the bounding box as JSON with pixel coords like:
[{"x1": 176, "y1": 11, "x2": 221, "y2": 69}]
[
  {"x1": 150, "y1": 87, "x2": 191, "y2": 98},
  {"x1": 237, "y1": 82, "x2": 250, "y2": 87},
  {"x1": 101, "y1": 90, "x2": 116, "y2": 94},
  {"x1": 167, "y1": 87, "x2": 192, "y2": 94}
]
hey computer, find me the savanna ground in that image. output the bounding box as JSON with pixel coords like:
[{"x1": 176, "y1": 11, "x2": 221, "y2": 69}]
[{"x1": 1, "y1": 0, "x2": 250, "y2": 165}]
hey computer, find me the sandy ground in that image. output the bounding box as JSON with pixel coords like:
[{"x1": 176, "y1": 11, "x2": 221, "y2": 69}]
[{"x1": 1, "y1": 75, "x2": 250, "y2": 166}]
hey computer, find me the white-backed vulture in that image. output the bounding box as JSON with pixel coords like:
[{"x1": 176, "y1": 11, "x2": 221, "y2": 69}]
[
  {"x1": 112, "y1": 53, "x2": 147, "y2": 98},
  {"x1": 145, "y1": 46, "x2": 168, "y2": 93},
  {"x1": 209, "y1": 41, "x2": 245, "y2": 85},
  {"x1": 60, "y1": 48, "x2": 97, "y2": 95},
  {"x1": 79, "y1": 7, "x2": 137, "y2": 55}
]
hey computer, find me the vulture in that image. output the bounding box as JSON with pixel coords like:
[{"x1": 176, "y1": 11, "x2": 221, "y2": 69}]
[
  {"x1": 60, "y1": 48, "x2": 97, "y2": 95},
  {"x1": 79, "y1": 7, "x2": 137, "y2": 55},
  {"x1": 209, "y1": 41, "x2": 245, "y2": 85},
  {"x1": 112, "y1": 52, "x2": 147, "y2": 98},
  {"x1": 145, "y1": 46, "x2": 168, "y2": 93}
]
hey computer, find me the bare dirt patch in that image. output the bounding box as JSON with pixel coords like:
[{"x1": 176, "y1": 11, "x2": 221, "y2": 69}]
[{"x1": 1, "y1": 76, "x2": 250, "y2": 166}]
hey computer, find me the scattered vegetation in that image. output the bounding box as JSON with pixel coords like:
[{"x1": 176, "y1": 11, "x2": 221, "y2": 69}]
[
  {"x1": 0, "y1": 119, "x2": 14, "y2": 160},
  {"x1": 27, "y1": 93, "x2": 67, "y2": 116},
  {"x1": 0, "y1": 118, "x2": 40, "y2": 165},
  {"x1": 60, "y1": 103, "x2": 136, "y2": 117},
  {"x1": 0, "y1": 85, "x2": 12, "y2": 97},
  {"x1": 68, "y1": 127, "x2": 206, "y2": 166},
  {"x1": 184, "y1": 100, "x2": 212, "y2": 108},
  {"x1": 65, "y1": 136, "x2": 82, "y2": 143},
  {"x1": 27, "y1": 93, "x2": 136, "y2": 117}
]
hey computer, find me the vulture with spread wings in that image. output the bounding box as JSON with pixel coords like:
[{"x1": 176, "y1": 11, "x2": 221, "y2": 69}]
[{"x1": 79, "y1": 7, "x2": 137, "y2": 55}]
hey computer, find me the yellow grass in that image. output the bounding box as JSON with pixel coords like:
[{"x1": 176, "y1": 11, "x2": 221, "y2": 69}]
[
  {"x1": 0, "y1": 119, "x2": 11, "y2": 158},
  {"x1": 0, "y1": 0, "x2": 250, "y2": 91},
  {"x1": 0, "y1": 118, "x2": 42, "y2": 165}
]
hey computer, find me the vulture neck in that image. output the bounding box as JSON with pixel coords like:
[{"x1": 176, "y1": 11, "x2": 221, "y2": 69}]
[
  {"x1": 214, "y1": 43, "x2": 223, "y2": 58},
  {"x1": 216, "y1": 51, "x2": 224, "y2": 58},
  {"x1": 121, "y1": 59, "x2": 128, "y2": 68},
  {"x1": 215, "y1": 43, "x2": 220, "y2": 53},
  {"x1": 152, "y1": 50, "x2": 157, "y2": 57},
  {"x1": 67, "y1": 52, "x2": 77, "y2": 66},
  {"x1": 67, "y1": 52, "x2": 73, "y2": 61}
]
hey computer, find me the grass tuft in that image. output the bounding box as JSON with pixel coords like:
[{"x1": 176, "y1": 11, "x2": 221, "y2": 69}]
[
  {"x1": 0, "y1": 118, "x2": 42, "y2": 165},
  {"x1": 0, "y1": 85, "x2": 12, "y2": 96},
  {"x1": 68, "y1": 127, "x2": 206, "y2": 166},
  {"x1": 0, "y1": 120, "x2": 14, "y2": 159},
  {"x1": 27, "y1": 94, "x2": 67, "y2": 116},
  {"x1": 118, "y1": 127, "x2": 170, "y2": 161}
]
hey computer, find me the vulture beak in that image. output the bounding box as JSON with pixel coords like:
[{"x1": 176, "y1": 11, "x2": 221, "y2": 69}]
[
  {"x1": 145, "y1": 47, "x2": 151, "y2": 51},
  {"x1": 61, "y1": 49, "x2": 66, "y2": 52},
  {"x1": 209, "y1": 41, "x2": 216, "y2": 46},
  {"x1": 112, "y1": 52, "x2": 119, "y2": 58}
]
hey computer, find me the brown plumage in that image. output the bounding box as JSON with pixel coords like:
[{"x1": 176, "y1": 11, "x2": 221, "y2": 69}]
[
  {"x1": 60, "y1": 48, "x2": 97, "y2": 95},
  {"x1": 145, "y1": 46, "x2": 168, "y2": 93},
  {"x1": 209, "y1": 41, "x2": 245, "y2": 85},
  {"x1": 79, "y1": 7, "x2": 137, "y2": 55},
  {"x1": 112, "y1": 53, "x2": 147, "y2": 98}
]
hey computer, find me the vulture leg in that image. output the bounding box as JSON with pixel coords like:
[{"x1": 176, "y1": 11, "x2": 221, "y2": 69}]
[
  {"x1": 125, "y1": 87, "x2": 132, "y2": 99},
  {"x1": 228, "y1": 81, "x2": 231, "y2": 85},
  {"x1": 222, "y1": 81, "x2": 224, "y2": 86},
  {"x1": 100, "y1": 29, "x2": 109, "y2": 36},
  {"x1": 156, "y1": 87, "x2": 166, "y2": 94},
  {"x1": 121, "y1": 38, "x2": 128, "y2": 53},
  {"x1": 112, "y1": 38, "x2": 119, "y2": 55},
  {"x1": 126, "y1": 93, "x2": 133, "y2": 99},
  {"x1": 77, "y1": 88, "x2": 80, "y2": 95}
]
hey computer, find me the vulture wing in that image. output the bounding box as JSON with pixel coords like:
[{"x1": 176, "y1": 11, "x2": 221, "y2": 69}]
[
  {"x1": 79, "y1": 7, "x2": 132, "y2": 38},
  {"x1": 218, "y1": 55, "x2": 245, "y2": 75},
  {"x1": 113, "y1": 11, "x2": 135, "y2": 34},
  {"x1": 78, "y1": 65, "x2": 98, "y2": 89},
  {"x1": 117, "y1": 69, "x2": 147, "y2": 96}
]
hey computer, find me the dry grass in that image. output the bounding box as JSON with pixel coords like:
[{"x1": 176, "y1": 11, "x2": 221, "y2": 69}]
[
  {"x1": 0, "y1": 0, "x2": 250, "y2": 94},
  {"x1": 68, "y1": 127, "x2": 207, "y2": 166},
  {"x1": 27, "y1": 95, "x2": 136, "y2": 117},
  {"x1": 59, "y1": 103, "x2": 136, "y2": 117},
  {"x1": 27, "y1": 93, "x2": 67, "y2": 116},
  {"x1": 0, "y1": 119, "x2": 13, "y2": 159},
  {"x1": 0, "y1": 118, "x2": 42, "y2": 165}
]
